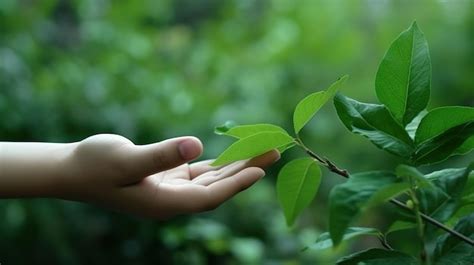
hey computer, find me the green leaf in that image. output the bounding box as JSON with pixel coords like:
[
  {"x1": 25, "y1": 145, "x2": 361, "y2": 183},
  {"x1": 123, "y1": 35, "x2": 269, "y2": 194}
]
[
  {"x1": 460, "y1": 170, "x2": 474, "y2": 205},
  {"x1": 329, "y1": 171, "x2": 404, "y2": 246},
  {"x1": 405, "y1": 110, "x2": 427, "y2": 140},
  {"x1": 396, "y1": 164, "x2": 434, "y2": 189},
  {"x1": 413, "y1": 122, "x2": 474, "y2": 165},
  {"x1": 216, "y1": 123, "x2": 289, "y2": 139},
  {"x1": 215, "y1": 123, "x2": 295, "y2": 154},
  {"x1": 334, "y1": 94, "x2": 414, "y2": 158},
  {"x1": 375, "y1": 21, "x2": 431, "y2": 126},
  {"x1": 212, "y1": 132, "x2": 294, "y2": 166},
  {"x1": 365, "y1": 182, "x2": 411, "y2": 208},
  {"x1": 276, "y1": 158, "x2": 321, "y2": 226},
  {"x1": 418, "y1": 167, "x2": 472, "y2": 223},
  {"x1": 307, "y1": 227, "x2": 381, "y2": 251},
  {"x1": 434, "y1": 214, "x2": 474, "y2": 265},
  {"x1": 447, "y1": 205, "x2": 474, "y2": 228},
  {"x1": 386, "y1": 221, "x2": 417, "y2": 236},
  {"x1": 336, "y1": 248, "x2": 418, "y2": 265},
  {"x1": 415, "y1": 106, "x2": 474, "y2": 145},
  {"x1": 455, "y1": 135, "x2": 474, "y2": 155},
  {"x1": 293, "y1": 75, "x2": 348, "y2": 134},
  {"x1": 214, "y1": 120, "x2": 238, "y2": 134}
]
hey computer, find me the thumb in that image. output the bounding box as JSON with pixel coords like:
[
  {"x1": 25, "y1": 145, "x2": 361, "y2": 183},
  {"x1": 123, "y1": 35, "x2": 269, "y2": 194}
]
[{"x1": 124, "y1": 136, "x2": 203, "y2": 180}]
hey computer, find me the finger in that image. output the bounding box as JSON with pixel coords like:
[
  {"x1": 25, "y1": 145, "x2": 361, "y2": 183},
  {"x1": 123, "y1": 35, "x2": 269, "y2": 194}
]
[
  {"x1": 189, "y1": 159, "x2": 221, "y2": 179},
  {"x1": 114, "y1": 168, "x2": 264, "y2": 218},
  {"x1": 166, "y1": 167, "x2": 265, "y2": 214},
  {"x1": 200, "y1": 167, "x2": 265, "y2": 210},
  {"x1": 161, "y1": 164, "x2": 191, "y2": 181},
  {"x1": 121, "y1": 136, "x2": 203, "y2": 182},
  {"x1": 191, "y1": 171, "x2": 222, "y2": 186}
]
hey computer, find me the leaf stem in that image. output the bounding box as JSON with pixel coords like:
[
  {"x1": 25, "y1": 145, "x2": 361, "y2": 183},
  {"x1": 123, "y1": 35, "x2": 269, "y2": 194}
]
[
  {"x1": 408, "y1": 177, "x2": 428, "y2": 264},
  {"x1": 295, "y1": 141, "x2": 474, "y2": 247},
  {"x1": 378, "y1": 234, "x2": 394, "y2": 250}
]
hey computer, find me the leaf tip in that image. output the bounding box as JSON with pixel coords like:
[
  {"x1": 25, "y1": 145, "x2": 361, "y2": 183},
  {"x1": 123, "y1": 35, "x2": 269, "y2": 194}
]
[{"x1": 214, "y1": 120, "x2": 237, "y2": 135}]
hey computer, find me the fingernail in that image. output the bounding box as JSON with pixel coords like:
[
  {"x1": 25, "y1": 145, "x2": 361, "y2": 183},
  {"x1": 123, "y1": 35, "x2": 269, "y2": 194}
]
[{"x1": 178, "y1": 139, "x2": 202, "y2": 160}]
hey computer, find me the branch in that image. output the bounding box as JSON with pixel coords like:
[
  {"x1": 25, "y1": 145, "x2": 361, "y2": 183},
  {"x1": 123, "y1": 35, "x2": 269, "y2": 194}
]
[{"x1": 298, "y1": 143, "x2": 474, "y2": 247}]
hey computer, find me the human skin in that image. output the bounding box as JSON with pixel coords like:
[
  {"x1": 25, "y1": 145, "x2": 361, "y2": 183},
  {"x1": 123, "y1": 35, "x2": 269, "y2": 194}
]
[{"x1": 0, "y1": 134, "x2": 280, "y2": 219}]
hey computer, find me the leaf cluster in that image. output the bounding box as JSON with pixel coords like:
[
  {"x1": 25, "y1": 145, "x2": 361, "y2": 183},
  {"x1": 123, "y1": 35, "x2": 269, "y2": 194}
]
[{"x1": 214, "y1": 22, "x2": 473, "y2": 264}]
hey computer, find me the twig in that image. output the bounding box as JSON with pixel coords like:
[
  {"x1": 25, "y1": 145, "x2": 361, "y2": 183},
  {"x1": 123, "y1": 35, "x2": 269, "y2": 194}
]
[{"x1": 297, "y1": 143, "x2": 474, "y2": 247}]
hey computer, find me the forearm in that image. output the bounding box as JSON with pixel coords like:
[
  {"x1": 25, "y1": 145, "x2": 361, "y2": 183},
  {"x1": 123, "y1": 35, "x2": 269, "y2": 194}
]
[{"x1": 0, "y1": 142, "x2": 75, "y2": 198}]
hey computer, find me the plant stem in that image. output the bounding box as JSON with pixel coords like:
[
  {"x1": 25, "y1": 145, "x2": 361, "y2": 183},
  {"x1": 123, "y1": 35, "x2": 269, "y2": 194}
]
[
  {"x1": 296, "y1": 141, "x2": 474, "y2": 247},
  {"x1": 408, "y1": 177, "x2": 428, "y2": 264}
]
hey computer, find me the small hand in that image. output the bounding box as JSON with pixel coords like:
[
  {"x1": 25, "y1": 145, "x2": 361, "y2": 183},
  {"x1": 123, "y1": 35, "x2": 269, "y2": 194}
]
[{"x1": 63, "y1": 134, "x2": 279, "y2": 219}]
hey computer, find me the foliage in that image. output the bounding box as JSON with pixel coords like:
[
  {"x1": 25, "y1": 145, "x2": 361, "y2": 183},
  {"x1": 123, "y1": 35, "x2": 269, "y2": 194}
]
[{"x1": 215, "y1": 22, "x2": 474, "y2": 264}]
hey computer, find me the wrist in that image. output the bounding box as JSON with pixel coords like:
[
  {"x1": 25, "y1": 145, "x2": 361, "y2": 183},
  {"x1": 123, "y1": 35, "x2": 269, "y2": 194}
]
[{"x1": 47, "y1": 142, "x2": 80, "y2": 199}]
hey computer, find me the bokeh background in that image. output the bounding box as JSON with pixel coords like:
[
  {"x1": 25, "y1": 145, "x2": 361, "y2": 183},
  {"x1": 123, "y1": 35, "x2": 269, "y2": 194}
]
[{"x1": 1, "y1": 0, "x2": 473, "y2": 264}]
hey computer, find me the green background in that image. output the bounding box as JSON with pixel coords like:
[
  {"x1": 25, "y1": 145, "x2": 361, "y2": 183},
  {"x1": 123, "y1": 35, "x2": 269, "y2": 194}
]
[{"x1": 1, "y1": 0, "x2": 473, "y2": 264}]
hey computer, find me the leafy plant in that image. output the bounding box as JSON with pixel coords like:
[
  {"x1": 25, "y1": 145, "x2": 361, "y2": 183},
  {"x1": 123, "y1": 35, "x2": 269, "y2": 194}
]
[{"x1": 213, "y1": 22, "x2": 474, "y2": 264}]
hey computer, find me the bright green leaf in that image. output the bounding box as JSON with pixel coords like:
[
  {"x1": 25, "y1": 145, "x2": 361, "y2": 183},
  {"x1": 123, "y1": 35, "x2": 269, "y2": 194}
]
[
  {"x1": 415, "y1": 106, "x2": 474, "y2": 145},
  {"x1": 375, "y1": 21, "x2": 431, "y2": 126},
  {"x1": 307, "y1": 227, "x2": 381, "y2": 251},
  {"x1": 215, "y1": 124, "x2": 295, "y2": 154},
  {"x1": 214, "y1": 121, "x2": 237, "y2": 134},
  {"x1": 329, "y1": 171, "x2": 403, "y2": 246},
  {"x1": 212, "y1": 132, "x2": 294, "y2": 166},
  {"x1": 413, "y1": 122, "x2": 474, "y2": 165},
  {"x1": 216, "y1": 123, "x2": 289, "y2": 139},
  {"x1": 293, "y1": 75, "x2": 348, "y2": 134},
  {"x1": 334, "y1": 94, "x2": 414, "y2": 158},
  {"x1": 336, "y1": 248, "x2": 418, "y2": 265},
  {"x1": 434, "y1": 214, "x2": 474, "y2": 265},
  {"x1": 276, "y1": 158, "x2": 321, "y2": 226}
]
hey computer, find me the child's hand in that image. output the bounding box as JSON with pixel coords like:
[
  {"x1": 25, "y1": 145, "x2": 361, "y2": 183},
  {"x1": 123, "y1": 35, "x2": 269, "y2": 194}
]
[{"x1": 62, "y1": 134, "x2": 279, "y2": 219}]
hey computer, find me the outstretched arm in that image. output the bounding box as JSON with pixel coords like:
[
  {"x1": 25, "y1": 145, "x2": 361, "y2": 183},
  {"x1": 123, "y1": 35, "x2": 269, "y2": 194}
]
[{"x1": 0, "y1": 134, "x2": 279, "y2": 218}]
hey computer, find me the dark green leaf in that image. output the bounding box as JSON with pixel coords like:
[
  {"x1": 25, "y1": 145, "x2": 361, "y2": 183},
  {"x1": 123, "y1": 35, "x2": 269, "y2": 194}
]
[
  {"x1": 396, "y1": 164, "x2": 433, "y2": 188},
  {"x1": 434, "y1": 214, "x2": 474, "y2": 265},
  {"x1": 336, "y1": 248, "x2": 418, "y2": 265},
  {"x1": 334, "y1": 94, "x2": 414, "y2": 158},
  {"x1": 329, "y1": 171, "x2": 404, "y2": 245},
  {"x1": 405, "y1": 110, "x2": 427, "y2": 140},
  {"x1": 460, "y1": 171, "x2": 474, "y2": 205},
  {"x1": 293, "y1": 75, "x2": 348, "y2": 134},
  {"x1": 211, "y1": 132, "x2": 294, "y2": 166},
  {"x1": 413, "y1": 122, "x2": 474, "y2": 165},
  {"x1": 365, "y1": 182, "x2": 411, "y2": 208},
  {"x1": 277, "y1": 158, "x2": 321, "y2": 226},
  {"x1": 418, "y1": 167, "x2": 472, "y2": 223},
  {"x1": 454, "y1": 135, "x2": 474, "y2": 155},
  {"x1": 375, "y1": 21, "x2": 431, "y2": 125},
  {"x1": 386, "y1": 221, "x2": 417, "y2": 236},
  {"x1": 415, "y1": 106, "x2": 474, "y2": 145},
  {"x1": 307, "y1": 227, "x2": 381, "y2": 251},
  {"x1": 447, "y1": 170, "x2": 474, "y2": 226}
]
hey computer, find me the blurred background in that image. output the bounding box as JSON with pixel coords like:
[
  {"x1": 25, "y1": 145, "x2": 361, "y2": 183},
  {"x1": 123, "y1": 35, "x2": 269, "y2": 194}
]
[{"x1": 0, "y1": 0, "x2": 473, "y2": 264}]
